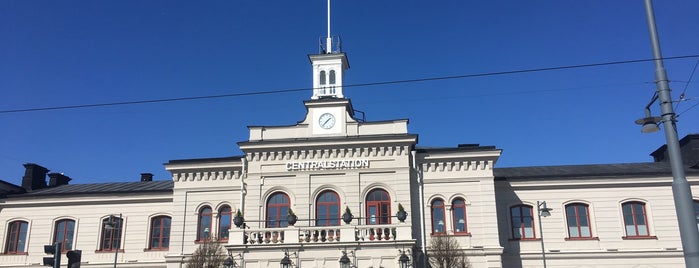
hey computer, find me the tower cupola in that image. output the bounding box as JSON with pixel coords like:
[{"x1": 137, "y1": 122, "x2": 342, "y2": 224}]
[{"x1": 309, "y1": 0, "x2": 349, "y2": 100}]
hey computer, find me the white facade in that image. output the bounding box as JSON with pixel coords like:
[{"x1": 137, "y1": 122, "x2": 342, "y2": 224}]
[{"x1": 1, "y1": 44, "x2": 699, "y2": 268}]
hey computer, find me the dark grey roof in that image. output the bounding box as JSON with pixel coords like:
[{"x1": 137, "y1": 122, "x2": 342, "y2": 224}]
[
  {"x1": 416, "y1": 144, "x2": 498, "y2": 153},
  {"x1": 494, "y1": 162, "x2": 699, "y2": 180},
  {"x1": 167, "y1": 156, "x2": 243, "y2": 165},
  {"x1": 0, "y1": 180, "x2": 23, "y2": 198},
  {"x1": 8, "y1": 180, "x2": 173, "y2": 198}
]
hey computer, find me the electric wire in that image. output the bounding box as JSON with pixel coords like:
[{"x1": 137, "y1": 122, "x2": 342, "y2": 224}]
[
  {"x1": 677, "y1": 101, "x2": 699, "y2": 118},
  {"x1": 1, "y1": 54, "x2": 698, "y2": 114},
  {"x1": 674, "y1": 58, "x2": 699, "y2": 110}
]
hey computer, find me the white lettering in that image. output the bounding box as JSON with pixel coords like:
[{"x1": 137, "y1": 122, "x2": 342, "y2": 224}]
[{"x1": 285, "y1": 159, "x2": 370, "y2": 171}]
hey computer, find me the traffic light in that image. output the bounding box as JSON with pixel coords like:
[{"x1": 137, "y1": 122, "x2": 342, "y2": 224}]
[
  {"x1": 42, "y1": 242, "x2": 61, "y2": 268},
  {"x1": 66, "y1": 250, "x2": 82, "y2": 268}
]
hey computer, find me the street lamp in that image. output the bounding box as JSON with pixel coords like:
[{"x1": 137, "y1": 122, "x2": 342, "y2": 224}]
[
  {"x1": 537, "y1": 201, "x2": 552, "y2": 268},
  {"x1": 339, "y1": 251, "x2": 351, "y2": 268},
  {"x1": 398, "y1": 249, "x2": 411, "y2": 268},
  {"x1": 280, "y1": 249, "x2": 294, "y2": 268},
  {"x1": 224, "y1": 256, "x2": 234, "y2": 268},
  {"x1": 639, "y1": 1, "x2": 699, "y2": 267}
]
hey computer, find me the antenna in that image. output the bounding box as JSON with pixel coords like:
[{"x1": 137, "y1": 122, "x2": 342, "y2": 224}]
[{"x1": 326, "y1": 0, "x2": 332, "y2": 53}]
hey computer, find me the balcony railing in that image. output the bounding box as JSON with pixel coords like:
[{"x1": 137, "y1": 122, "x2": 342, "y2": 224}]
[{"x1": 228, "y1": 223, "x2": 411, "y2": 246}]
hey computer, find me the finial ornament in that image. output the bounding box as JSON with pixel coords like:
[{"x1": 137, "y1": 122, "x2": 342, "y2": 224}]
[{"x1": 326, "y1": 0, "x2": 332, "y2": 53}]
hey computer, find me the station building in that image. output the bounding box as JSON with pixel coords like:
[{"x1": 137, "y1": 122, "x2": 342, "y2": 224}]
[{"x1": 1, "y1": 35, "x2": 699, "y2": 268}]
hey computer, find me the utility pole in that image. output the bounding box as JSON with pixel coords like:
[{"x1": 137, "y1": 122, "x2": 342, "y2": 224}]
[{"x1": 643, "y1": 1, "x2": 699, "y2": 267}]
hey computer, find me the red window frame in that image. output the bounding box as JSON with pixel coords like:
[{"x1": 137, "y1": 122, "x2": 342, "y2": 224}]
[
  {"x1": 431, "y1": 199, "x2": 446, "y2": 235},
  {"x1": 316, "y1": 191, "x2": 340, "y2": 226},
  {"x1": 565, "y1": 203, "x2": 592, "y2": 238},
  {"x1": 266, "y1": 192, "x2": 290, "y2": 228},
  {"x1": 218, "y1": 206, "x2": 232, "y2": 241},
  {"x1": 622, "y1": 202, "x2": 650, "y2": 237},
  {"x1": 452, "y1": 198, "x2": 468, "y2": 235},
  {"x1": 53, "y1": 219, "x2": 75, "y2": 252},
  {"x1": 5, "y1": 220, "x2": 28, "y2": 254},
  {"x1": 510, "y1": 205, "x2": 536, "y2": 240},
  {"x1": 149, "y1": 216, "x2": 171, "y2": 250},
  {"x1": 366, "y1": 189, "x2": 391, "y2": 225},
  {"x1": 100, "y1": 217, "x2": 123, "y2": 251},
  {"x1": 197, "y1": 207, "x2": 212, "y2": 241}
]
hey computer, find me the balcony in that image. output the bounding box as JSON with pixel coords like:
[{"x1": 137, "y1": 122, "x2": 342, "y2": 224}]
[{"x1": 227, "y1": 223, "x2": 413, "y2": 247}]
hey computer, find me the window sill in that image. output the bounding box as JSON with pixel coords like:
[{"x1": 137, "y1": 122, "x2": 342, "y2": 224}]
[
  {"x1": 622, "y1": 236, "x2": 657, "y2": 240},
  {"x1": 143, "y1": 248, "x2": 169, "y2": 252},
  {"x1": 94, "y1": 249, "x2": 124, "y2": 253},
  {"x1": 565, "y1": 237, "x2": 599, "y2": 241},
  {"x1": 509, "y1": 238, "x2": 541, "y2": 241},
  {"x1": 0, "y1": 252, "x2": 28, "y2": 255},
  {"x1": 453, "y1": 232, "x2": 471, "y2": 236}
]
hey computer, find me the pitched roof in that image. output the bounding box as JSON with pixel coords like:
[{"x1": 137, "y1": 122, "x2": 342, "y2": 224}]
[
  {"x1": 494, "y1": 162, "x2": 699, "y2": 180},
  {"x1": 7, "y1": 180, "x2": 173, "y2": 198}
]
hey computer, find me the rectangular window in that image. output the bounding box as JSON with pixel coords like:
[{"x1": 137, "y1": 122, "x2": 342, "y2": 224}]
[
  {"x1": 150, "y1": 216, "x2": 171, "y2": 250},
  {"x1": 5, "y1": 221, "x2": 28, "y2": 254},
  {"x1": 100, "y1": 216, "x2": 123, "y2": 251},
  {"x1": 622, "y1": 202, "x2": 650, "y2": 237},
  {"x1": 511, "y1": 205, "x2": 535, "y2": 239},
  {"x1": 53, "y1": 219, "x2": 75, "y2": 251},
  {"x1": 566, "y1": 204, "x2": 592, "y2": 238}
]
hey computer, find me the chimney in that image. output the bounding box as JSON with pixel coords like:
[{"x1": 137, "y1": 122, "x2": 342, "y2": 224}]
[
  {"x1": 140, "y1": 173, "x2": 154, "y2": 182},
  {"x1": 22, "y1": 163, "x2": 49, "y2": 191},
  {"x1": 48, "y1": 173, "x2": 72, "y2": 187}
]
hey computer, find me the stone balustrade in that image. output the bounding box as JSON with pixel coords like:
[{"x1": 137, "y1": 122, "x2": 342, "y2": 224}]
[{"x1": 228, "y1": 223, "x2": 412, "y2": 246}]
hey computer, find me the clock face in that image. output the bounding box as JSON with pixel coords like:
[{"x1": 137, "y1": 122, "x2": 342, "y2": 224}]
[{"x1": 319, "y1": 113, "x2": 336, "y2": 129}]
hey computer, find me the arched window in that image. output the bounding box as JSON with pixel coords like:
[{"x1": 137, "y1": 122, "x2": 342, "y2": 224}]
[
  {"x1": 267, "y1": 192, "x2": 290, "y2": 228},
  {"x1": 329, "y1": 70, "x2": 336, "y2": 84},
  {"x1": 316, "y1": 191, "x2": 340, "y2": 226},
  {"x1": 431, "y1": 199, "x2": 446, "y2": 235},
  {"x1": 319, "y1": 71, "x2": 327, "y2": 85},
  {"x1": 149, "y1": 216, "x2": 171, "y2": 250},
  {"x1": 510, "y1": 205, "x2": 535, "y2": 239},
  {"x1": 452, "y1": 198, "x2": 468, "y2": 234},
  {"x1": 566, "y1": 203, "x2": 592, "y2": 238},
  {"x1": 366, "y1": 189, "x2": 391, "y2": 225},
  {"x1": 218, "y1": 206, "x2": 232, "y2": 240},
  {"x1": 4, "y1": 220, "x2": 28, "y2": 254},
  {"x1": 622, "y1": 201, "x2": 649, "y2": 237},
  {"x1": 197, "y1": 206, "x2": 212, "y2": 241},
  {"x1": 100, "y1": 216, "x2": 123, "y2": 251},
  {"x1": 53, "y1": 219, "x2": 75, "y2": 251}
]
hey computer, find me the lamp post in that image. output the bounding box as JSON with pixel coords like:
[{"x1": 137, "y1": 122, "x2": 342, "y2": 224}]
[
  {"x1": 638, "y1": 1, "x2": 699, "y2": 267},
  {"x1": 537, "y1": 201, "x2": 552, "y2": 268}
]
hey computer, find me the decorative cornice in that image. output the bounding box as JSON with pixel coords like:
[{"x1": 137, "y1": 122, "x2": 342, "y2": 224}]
[
  {"x1": 421, "y1": 160, "x2": 494, "y2": 172},
  {"x1": 246, "y1": 145, "x2": 411, "y2": 162},
  {"x1": 172, "y1": 170, "x2": 242, "y2": 182}
]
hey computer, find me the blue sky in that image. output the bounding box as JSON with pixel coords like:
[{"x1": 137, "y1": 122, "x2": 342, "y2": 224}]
[{"x1": 1, "y1": 1, "x2": 698, "y2": 184}]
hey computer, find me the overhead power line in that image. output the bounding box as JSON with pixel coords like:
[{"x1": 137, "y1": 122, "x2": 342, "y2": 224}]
[{"x1": 1, "y1": 54, "x2": 698, "y2": 114}]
